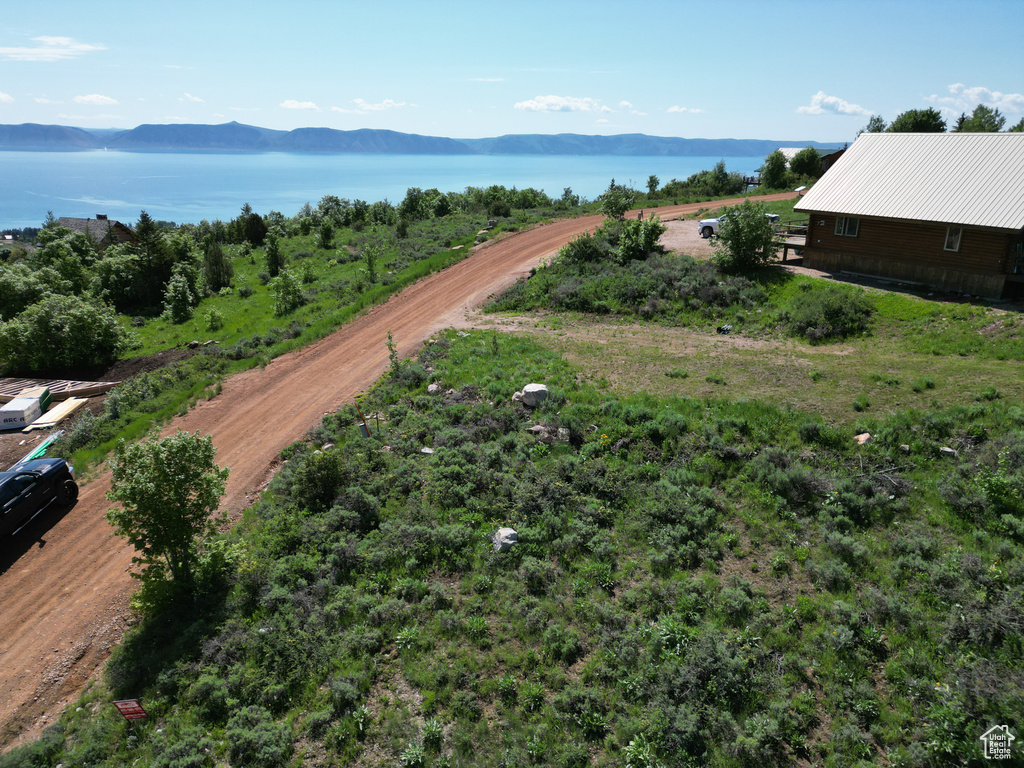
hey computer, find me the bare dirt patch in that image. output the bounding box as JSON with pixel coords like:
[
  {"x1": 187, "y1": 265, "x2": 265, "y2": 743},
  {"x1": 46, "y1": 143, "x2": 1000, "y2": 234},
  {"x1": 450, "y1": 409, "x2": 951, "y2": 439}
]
[
  {"x1": 0, "y1": 349, "x2": 198, "y2": 472},
  {"x1": 658, "y1": 217, "x2": 717, "y2": 258}
]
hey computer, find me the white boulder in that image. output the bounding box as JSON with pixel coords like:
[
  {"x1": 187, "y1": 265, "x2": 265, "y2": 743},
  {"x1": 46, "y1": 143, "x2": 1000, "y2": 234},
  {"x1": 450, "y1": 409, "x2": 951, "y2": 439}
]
[
  {"x1": 521, "y1": 384, "x2": 548, "y2": 408},
  {"x1": 493, "y1": 527, "x2": 518, "y2": 552}
]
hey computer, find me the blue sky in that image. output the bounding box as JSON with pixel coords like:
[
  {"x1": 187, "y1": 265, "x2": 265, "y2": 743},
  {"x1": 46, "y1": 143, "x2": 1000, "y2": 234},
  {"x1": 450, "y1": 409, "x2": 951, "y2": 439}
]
[{"x1": 2, "y1": 0, "x2": 1021, "y2": 143}]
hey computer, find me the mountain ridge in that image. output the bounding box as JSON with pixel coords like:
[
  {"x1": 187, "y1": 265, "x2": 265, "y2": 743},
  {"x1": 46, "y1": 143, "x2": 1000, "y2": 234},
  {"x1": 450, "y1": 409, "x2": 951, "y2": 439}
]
[{"x1": 0, "y1": 121, "x2": 843, "y2": 156}]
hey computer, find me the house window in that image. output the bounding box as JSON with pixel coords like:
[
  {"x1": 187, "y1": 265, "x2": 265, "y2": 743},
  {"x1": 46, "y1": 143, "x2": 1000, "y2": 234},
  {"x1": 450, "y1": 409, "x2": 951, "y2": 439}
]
[
  {"x1": 944, "y1": 226, "x2": 962, "y2": 252},
  {"x1": 834, "y1": 216, "x2": 860, "y2": 237}
]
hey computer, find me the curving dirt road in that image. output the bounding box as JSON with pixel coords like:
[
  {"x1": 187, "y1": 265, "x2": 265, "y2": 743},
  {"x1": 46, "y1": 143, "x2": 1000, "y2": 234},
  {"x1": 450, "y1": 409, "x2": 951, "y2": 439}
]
[{"x1": 0, "y1": 193, "x2": 796, "y2": 750}]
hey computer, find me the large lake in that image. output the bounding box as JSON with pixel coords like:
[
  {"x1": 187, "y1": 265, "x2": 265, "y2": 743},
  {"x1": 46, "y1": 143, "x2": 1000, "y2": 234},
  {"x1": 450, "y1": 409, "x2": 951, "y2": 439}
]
[{"x1": 1, "y1": 151, "x2": 761, "y2": 229}]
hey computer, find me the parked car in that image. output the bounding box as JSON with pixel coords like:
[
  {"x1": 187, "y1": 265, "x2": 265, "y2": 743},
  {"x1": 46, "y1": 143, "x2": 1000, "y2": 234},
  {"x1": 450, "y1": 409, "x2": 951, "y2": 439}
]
[
  {"x1": 0, "y1": 458, "x2": 77, "y2": 536},
  {"x1": 698, "y1": 212, "x2": 780, "y2": 238}
]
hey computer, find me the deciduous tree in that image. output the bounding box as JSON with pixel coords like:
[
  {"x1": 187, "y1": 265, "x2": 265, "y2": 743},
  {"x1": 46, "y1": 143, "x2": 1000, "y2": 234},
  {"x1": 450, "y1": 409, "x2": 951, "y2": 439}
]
[
  {"x1": 858, "y1": 114, "x2": 887, "y2": 134},
  {"x1": 886, "y1": 108, "x2": 946, "y2": 133},
  {"x1": 954, "y1": 104, "x2": 1006, "y2": 132},
  {"x1": 106, "y1": 431, "x2": 229, "y2": 585},
  {"x1": 712, "y1": 200, "x2": 778, "y2": 273},
  {"x1": 271, "y1": 269, "x2": 303, "y2": 316},
  {"x1": 318, "y1": 221, "x2": 334, "y2": 250},
  {"x1": 600, "y1": 180, "x2": 635, "y2": 221},
  {"x1": 789, "y1": 147, "x2": 821, "y2": 178},
  {"x1": 0, "y1": 294, "x2": 133, "y2": 374},
  {"x1": 759, "y1": 150, "x2": 788, "y2": 189}
]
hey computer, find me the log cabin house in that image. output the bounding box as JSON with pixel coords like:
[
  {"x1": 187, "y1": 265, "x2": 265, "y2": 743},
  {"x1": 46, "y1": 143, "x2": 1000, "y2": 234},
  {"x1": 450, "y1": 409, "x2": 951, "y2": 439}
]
[{"x1": 794, "y1": 132, "x2": 1024, "y2": 299}]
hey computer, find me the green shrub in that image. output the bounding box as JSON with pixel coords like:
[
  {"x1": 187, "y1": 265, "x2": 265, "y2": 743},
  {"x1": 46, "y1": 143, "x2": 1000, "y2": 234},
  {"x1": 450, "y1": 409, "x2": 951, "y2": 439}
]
[
  {"x1": 542, "y1": 624, "x2": 584, "y2": 664},
  {"x1": 270, "y1": 269, "x2": 304, "y2": 316},
  {"x1": 784, "y1": 283, "x2": 874, "y2": 341},
  {"x1": 162, "y1": 272, "x2": 196, "y2": 323},
  {"x1": 204, "y1": 308, "x2": 224, "y2": 331},
  {"x1": 225, "y1": 706, "x2": 292, "y2": 768},
  {"x1": 559, "y1": 231, "x2": 604, "y2": 264},
  {"x1": 616, "y1": 216, "x2": 666, "y2": 262},
  {"x1": 150, "y1": 726, "x2": 216, "y2": 768}
]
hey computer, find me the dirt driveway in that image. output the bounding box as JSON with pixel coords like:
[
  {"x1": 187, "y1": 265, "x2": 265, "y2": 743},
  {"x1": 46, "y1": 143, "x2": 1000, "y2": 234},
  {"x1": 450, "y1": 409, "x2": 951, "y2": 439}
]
[{"x1": 0, "y1": 192, "x2": 798, "y2": 750}]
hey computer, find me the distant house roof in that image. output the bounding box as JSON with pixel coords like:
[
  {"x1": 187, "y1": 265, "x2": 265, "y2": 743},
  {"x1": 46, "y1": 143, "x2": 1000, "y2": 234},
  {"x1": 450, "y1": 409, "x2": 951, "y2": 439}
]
[
  {"x1": 795, "y1": 132, "x2": 1024, "y2": 230},
  {"x1": 56, "y1": 215, "x2": 136, "y2": 246},
  {"x1": 777, "y1": 148, "x2": 805, "y2": 162}
]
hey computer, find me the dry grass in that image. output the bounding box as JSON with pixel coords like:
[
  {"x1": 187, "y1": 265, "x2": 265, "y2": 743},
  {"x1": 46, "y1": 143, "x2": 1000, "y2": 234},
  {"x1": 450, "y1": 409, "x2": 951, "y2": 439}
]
[{"x1": 470, "y1": 311, "x2": 1024, "y2": 428}]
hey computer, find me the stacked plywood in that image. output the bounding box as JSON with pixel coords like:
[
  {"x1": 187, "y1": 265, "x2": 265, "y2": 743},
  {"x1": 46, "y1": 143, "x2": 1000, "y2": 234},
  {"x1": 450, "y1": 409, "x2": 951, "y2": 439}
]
[{"x1": 21, "y1": 398, "x2": 89, "y2": 432}]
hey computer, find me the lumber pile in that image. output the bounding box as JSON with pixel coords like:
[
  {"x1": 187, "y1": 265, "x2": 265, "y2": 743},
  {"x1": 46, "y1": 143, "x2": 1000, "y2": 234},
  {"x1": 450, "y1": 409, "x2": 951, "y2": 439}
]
[
  {"x1": 0, "y1": 377, "x2": 119, "y2": 403},
  {"x1": 22, "y1": 398, "x2": 89, "y2": 432}
]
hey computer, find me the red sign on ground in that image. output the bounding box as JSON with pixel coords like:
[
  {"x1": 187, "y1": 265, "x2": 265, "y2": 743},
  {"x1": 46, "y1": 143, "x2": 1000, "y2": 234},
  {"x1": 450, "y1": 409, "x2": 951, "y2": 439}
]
[{"x1": 113, "y1": 699, "x2": 147, "y2": 720}]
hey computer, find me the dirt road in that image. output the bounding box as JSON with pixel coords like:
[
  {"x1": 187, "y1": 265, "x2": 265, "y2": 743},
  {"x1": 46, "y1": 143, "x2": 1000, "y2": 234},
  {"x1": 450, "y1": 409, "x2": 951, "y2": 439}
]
[{"x1": 0, "y1": 192, "x2": 797, "y2": 750}]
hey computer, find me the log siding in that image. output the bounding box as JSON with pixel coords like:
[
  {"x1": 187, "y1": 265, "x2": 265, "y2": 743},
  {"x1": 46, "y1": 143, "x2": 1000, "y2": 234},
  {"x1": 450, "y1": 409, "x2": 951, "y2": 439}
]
[{"x1": 801, "y1": 213, "x2": 1017, "y2": 298}]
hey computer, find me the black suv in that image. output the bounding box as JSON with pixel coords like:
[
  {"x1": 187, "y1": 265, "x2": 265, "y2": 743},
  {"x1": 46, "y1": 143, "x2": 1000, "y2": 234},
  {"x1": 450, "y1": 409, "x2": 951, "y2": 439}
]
[{"x1": 0, "y1": 459, "x2": 78, "y2": 536}]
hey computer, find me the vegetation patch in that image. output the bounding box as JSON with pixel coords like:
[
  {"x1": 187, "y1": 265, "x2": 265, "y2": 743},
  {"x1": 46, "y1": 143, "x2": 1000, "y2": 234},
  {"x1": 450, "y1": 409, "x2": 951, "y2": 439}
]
[{"x1": 7, "y1": 329, "x2": 1022, "y2": 768}]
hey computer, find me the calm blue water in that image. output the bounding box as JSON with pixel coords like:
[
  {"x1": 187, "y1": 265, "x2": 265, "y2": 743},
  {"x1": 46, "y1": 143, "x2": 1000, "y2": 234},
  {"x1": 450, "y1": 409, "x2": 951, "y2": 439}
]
[{"x1": 0, "y1": 151, "x2": 760, "y2": 229}]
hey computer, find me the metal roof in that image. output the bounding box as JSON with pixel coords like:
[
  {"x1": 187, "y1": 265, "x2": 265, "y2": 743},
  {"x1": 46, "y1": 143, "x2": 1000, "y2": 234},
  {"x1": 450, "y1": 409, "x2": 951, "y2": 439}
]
[{"x1": 794, "y1": 132, "x2": 1024, "y2": 230}]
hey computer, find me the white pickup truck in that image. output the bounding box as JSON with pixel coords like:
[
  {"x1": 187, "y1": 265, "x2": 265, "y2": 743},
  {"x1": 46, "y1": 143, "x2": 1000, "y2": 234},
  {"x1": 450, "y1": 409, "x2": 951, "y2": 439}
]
[{"x1": 698, "y1": 212, "x2": 780, "y2": 238}]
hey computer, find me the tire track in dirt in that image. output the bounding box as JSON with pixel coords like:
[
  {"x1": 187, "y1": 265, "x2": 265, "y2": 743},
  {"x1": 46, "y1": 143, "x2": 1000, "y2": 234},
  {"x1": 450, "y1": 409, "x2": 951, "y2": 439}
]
[{"x1": 0, "y1": 193, "x2": 796, "y2": 750}]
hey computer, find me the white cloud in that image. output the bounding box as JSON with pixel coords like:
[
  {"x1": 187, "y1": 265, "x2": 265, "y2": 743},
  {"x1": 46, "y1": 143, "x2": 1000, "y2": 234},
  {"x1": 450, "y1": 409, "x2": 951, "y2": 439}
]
[
  {"x1": 0, "y1": 92, "x2": 13, "y2": 103},
  {"x1": 619, "y1": 100, "x2": 647, "y2": 116},
  {"x1": 355, "y1": 98, "x2": 406, "y2": 111},
  {"x1": 596, "y1": 118, "x2": 610, "y2": 124},
  {"x1": 73, "y1": 93, "x2": 117, "y2": 105},
  {"x1": 927, "y1": 83, "x2": 1024, "y2": 114},
  {"x1": 796, "y1": 91, "x2": 870, "y2": 116},
  {"x1": 472, "y1": 77, "x2": 503, "y2": 82},
  {"x1": 34, "y1": 97, "x2": 54, "y2": 104},
  {"x1": 667, "y1": 105, "x2": 704, "y2": 114},
  {"x1": 181, "y1": 93, "x2": 204, "y2": 103},
  {"x1": 281, "y1": 100, "x2": 320, "y2": 111},
  {"x1": 514, "y1": 95, "x2": 611, "y2": 113},
  {"x1": 332, "y1": 98, "x2": 408, "y2": 115},
  {"x1": 0, "y1": 36, "x2": 105, "y2": 62}
]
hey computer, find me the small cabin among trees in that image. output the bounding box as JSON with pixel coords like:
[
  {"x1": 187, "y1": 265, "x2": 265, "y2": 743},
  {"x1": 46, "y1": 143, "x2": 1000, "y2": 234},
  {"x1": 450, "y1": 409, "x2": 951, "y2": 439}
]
[
  {"x1": 56, "y1": 214, "x2": 137, "y2": 250},
  {"x1": 795, "y1": 133, "x2": 1024, "y2": 299}
]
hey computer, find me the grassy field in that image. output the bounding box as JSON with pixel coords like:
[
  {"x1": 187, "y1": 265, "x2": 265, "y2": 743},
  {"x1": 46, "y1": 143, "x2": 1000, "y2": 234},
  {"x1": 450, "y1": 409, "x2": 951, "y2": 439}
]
[{"x1": 483, "y1": 300, "x2": 1024, "y2": 429}]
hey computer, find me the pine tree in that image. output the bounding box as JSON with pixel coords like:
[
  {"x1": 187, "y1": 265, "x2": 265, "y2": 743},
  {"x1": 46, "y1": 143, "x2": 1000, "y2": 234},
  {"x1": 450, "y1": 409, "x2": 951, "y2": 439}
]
[{"x1": 204, "y1": 240, "x2": 233, "y2": 292}]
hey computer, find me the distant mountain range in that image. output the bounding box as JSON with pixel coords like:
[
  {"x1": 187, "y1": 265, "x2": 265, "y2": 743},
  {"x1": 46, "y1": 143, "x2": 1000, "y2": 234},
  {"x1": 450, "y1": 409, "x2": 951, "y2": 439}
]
[{"x1": 0, "y1": 121, "x2": 843, "y2": 157}]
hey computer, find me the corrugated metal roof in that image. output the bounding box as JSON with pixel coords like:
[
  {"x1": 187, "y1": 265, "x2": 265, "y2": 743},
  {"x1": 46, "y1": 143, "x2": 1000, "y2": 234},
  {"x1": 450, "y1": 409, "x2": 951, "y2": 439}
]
[{"x1": 795, "y1": 132, "x2": 1024, "y2": 230}]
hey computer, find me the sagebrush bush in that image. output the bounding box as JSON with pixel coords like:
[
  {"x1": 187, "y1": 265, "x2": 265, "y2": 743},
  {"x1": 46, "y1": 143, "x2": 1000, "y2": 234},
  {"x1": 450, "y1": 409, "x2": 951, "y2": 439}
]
[
  {"x1": 225, "y1": 706, "x2": 292, "y2": 768},
  {"x1": 784, "y1": 282, "x2": 875, "y2": 341}
]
